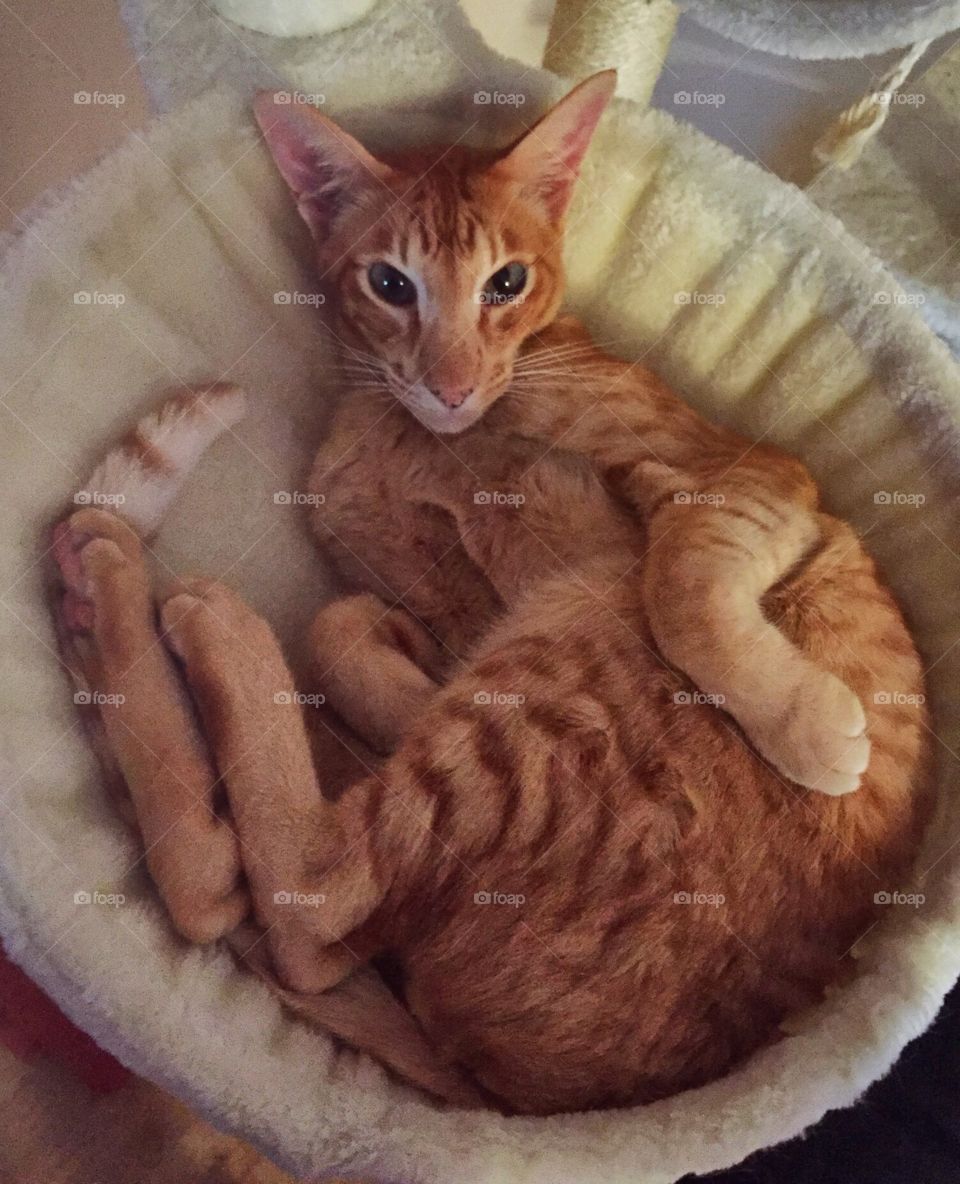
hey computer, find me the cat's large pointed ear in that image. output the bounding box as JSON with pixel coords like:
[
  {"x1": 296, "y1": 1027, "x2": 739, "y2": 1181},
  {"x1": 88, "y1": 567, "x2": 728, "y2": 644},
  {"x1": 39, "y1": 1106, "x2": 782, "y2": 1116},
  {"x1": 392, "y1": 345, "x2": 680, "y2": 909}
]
[
  {"x1": 490, "y1": 70, "x2": 616, "y2": 223},
  {"x1": 253, "y1": 93, "x2": 392, "y2": 241}
]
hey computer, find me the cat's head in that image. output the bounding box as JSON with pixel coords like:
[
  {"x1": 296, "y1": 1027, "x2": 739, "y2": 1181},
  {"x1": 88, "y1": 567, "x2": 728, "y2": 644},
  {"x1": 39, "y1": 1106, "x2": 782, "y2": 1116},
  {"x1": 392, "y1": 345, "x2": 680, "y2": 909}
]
[{"x1": 254, "y1": 72, "x2": 615, "y2": 434}]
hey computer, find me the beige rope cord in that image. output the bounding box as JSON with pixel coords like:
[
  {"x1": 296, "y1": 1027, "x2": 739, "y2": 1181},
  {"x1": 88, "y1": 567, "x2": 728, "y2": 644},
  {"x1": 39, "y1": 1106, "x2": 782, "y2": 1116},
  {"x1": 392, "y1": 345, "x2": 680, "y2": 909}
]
[
  {"x1": 544, "y1": 0, "x2": 678, "y2": 107},
  {"x1": 813, "y1": 38, "x2": 935, "y2": 170},
  {"x1": 543, "y1": 1, "x2": 938, "y2": 192},
  {"x1": 544, "y1": 0, "x2": 940, "y2": 174}
]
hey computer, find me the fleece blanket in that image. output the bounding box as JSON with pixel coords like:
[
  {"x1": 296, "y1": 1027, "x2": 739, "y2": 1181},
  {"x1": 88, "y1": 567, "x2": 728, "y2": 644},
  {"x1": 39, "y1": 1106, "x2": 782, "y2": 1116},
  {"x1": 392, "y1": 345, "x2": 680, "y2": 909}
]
[
  {"x1": 2, "y1": 3, "x2": 960, "y2": 1181},
  {"x1": 679, "y1": 0, "x2": 960, "y2": 59},
  {"x1": 203, "y1": 0, "x2": 379, "y2": 38},
  {"x1": 810, "y1": 36, "x2": 960, "y2": 356},
  {"x1": 119, "y1": 0, "x2": 511, "y2": 115}
]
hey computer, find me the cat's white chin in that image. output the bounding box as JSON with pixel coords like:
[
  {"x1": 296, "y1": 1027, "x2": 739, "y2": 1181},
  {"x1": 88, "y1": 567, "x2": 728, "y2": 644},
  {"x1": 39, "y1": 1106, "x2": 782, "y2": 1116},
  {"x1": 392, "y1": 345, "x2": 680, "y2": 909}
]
[{"x1": 401, "y1": 393, "x2": 486, "y2": 436}]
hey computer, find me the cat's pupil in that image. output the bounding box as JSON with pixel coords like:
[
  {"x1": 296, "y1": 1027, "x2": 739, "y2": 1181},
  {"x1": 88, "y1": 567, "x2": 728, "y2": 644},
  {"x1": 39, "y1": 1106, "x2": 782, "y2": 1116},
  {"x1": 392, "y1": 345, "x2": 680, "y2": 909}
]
[
  {"x1": 368, "y1": 262, "x2": 416, "y2": 307},
  {"x1": 483, "y1": 262, "x2": 527, "y2": 305}
]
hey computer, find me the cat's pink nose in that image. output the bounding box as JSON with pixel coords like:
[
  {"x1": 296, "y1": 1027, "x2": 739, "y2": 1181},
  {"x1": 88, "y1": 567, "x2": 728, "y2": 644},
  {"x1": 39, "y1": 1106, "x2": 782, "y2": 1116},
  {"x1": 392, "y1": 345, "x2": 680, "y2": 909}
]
[{"x1": 427, "y1": 384, "x2": 473, "y2": 409}]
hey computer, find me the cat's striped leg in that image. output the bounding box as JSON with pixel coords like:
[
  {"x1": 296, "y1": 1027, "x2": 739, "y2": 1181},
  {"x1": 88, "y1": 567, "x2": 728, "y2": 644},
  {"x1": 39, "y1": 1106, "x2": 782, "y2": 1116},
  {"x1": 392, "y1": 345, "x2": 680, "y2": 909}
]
[
  {"x1": 51, "y1": 508, "x2": 249, "y2": 942},
  {"x1": 158, "y1": 581, "x2": 400, "y2": 992},
  {"x1": 307, "y1": 593, "x2": 445, "y2": 755},
  {"x1": 642, "y1": 500, "x2": 870, "y2": 795},
  {"x1": 492, "y1": 358, "x2": 870, "y2": 794}
]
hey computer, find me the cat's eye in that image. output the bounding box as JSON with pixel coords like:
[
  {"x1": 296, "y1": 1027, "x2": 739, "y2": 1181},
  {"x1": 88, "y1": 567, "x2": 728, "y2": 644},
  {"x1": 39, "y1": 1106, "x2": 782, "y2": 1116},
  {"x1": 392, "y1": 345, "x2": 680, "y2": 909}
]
[
  {"x1": 368, "y1": 261, "x2": 417, "y2": 307},
  {"x1": 482, "y1": 262, "x2": 528, "y2": 305}
]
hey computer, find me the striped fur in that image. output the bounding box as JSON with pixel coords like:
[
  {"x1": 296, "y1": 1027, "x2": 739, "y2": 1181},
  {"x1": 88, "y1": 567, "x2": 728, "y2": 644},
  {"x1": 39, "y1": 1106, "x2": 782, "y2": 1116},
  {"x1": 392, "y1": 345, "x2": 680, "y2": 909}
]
[
  {"x1": 305, "y1": 376, "x2": 932, "y2": 1112},
  {"x1": 76, "y1": 383, "x2": 245, "y2": 536}
]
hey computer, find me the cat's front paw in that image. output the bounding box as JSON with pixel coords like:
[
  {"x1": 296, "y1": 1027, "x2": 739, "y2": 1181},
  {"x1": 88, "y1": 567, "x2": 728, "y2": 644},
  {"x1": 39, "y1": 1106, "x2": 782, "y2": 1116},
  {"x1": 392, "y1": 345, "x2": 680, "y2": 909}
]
[{"x1": 746, "y1": 669, "x2": 870, "y2": 795}]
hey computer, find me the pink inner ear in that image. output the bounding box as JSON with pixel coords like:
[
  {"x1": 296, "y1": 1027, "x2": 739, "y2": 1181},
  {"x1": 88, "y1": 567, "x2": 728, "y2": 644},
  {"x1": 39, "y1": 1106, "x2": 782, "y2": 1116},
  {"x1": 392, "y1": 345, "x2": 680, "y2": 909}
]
[
  {"x1": 498, "y1": 72, "x2": 616, "y2": 222},
  {"x1": 254, "y1": 100, "x2": 327, "y2": 201},
  {"x1": 262, "y1": 123, "x2": 344, "y2": 239},
  {"x1": 254, "y1": 94, "x2": 394, "y2": 241},
  {"x1": 557, "y1": 92, "x2": 612, "y2": 176},
  {"x1": 539, "y1": 92, "x2": 612, "y2": 218},
  {"x1": 270, "y1": 134, "x2": 322, "y2": 199},
  {"x1": 255, "y1": 101, "x2": 365, "y2": 241}
]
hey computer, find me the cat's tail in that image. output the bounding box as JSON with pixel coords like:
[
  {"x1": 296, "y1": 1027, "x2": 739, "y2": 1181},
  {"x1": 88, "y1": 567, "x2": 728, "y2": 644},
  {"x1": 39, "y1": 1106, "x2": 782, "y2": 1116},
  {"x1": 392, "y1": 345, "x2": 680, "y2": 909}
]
[{"x1": 72, "y1": 382, "x2": 246, "y2": 537}]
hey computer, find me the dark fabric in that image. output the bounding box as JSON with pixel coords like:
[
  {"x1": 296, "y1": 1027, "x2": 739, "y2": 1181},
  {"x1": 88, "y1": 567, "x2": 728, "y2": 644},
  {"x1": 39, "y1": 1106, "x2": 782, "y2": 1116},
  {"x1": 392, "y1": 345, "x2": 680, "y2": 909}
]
[
  {"x1": 685, "y1": 976, "x2": 960, "y2": 1184},
  {"x1": 0, "y1": 939, "x2": 129, "y2": 1093}
]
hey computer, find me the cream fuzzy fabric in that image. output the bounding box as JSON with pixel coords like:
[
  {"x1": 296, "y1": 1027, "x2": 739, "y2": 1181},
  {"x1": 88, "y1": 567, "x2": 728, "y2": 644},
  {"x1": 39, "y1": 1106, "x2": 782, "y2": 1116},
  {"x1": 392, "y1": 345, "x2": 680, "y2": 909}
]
[
  {"x1": 2, "y1": 3, "x2": 960, "y2": 1181},
  {"x1": 205, "y1": 0, "x2": 378, "y2": 38},
  {"x1": 119, "y1": 0, "x2": 505, "y2": 115},
  {"x1": 810, "y1": 38, "x2": 960, "y2": 355},
  {"x1": 680, "y1": 0, "x2": 960, "y2": 59}
]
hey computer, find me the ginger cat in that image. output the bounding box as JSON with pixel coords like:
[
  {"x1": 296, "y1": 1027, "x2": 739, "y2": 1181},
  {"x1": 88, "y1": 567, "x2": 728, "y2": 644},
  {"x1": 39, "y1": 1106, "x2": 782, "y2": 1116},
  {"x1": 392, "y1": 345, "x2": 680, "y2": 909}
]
[{"x1": 52, "y1": 73, "x2": 932, "y2": 1115}]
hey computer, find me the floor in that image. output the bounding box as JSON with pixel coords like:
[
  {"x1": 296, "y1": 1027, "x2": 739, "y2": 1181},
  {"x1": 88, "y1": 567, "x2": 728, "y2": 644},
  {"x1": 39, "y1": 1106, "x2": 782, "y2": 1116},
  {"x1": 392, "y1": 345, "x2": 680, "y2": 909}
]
[{"x1": 0, "y1": 1043, "x2": 305, "y2": 1184}]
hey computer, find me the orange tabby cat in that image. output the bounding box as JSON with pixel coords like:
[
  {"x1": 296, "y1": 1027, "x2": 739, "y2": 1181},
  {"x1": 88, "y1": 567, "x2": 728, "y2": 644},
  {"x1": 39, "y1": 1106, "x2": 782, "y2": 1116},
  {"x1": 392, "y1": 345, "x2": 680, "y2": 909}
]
[{"x1": 52, "y1": 73, "x2": 932, "y2": 1115}]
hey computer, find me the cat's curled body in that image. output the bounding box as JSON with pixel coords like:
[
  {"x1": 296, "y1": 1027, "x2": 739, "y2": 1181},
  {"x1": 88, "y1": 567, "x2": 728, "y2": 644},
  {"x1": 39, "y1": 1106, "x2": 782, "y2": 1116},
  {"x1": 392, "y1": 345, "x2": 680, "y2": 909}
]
[
  {"x1": 303, "y1": 319, "x2": 930, "y2": 1113},
  {"x1": 53, "y1": 73, "x2": 931, "y2": 1116}
]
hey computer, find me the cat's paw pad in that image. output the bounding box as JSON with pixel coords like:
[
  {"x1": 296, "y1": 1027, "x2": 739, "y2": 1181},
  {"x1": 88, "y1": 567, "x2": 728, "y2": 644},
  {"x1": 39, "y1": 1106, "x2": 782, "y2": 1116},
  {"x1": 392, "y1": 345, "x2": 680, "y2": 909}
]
[
  {"x1": 754, "y1": 670, "x2": 870, "y2": 796},
  {"x1": 52, "y1": 509, "x2": 143, "y2": 633}
]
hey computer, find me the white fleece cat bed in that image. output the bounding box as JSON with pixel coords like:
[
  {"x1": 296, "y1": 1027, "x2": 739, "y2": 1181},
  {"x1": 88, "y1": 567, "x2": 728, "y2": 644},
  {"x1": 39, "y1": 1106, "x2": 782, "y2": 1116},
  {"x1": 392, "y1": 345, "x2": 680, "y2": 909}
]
[
  {"x1": 3, "y1": 3, "x2": 960, "y2": 1182},
  {"x1": 680, "y1": 0, "x2": 960, "y2": 59}
]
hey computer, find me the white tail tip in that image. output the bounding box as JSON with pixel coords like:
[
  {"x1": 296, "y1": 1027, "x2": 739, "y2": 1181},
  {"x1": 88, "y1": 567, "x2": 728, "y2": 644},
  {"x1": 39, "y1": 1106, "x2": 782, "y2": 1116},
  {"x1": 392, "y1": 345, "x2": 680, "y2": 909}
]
[{"x1": 74, "y1": 382, "x2": 247, "y2": 537}]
